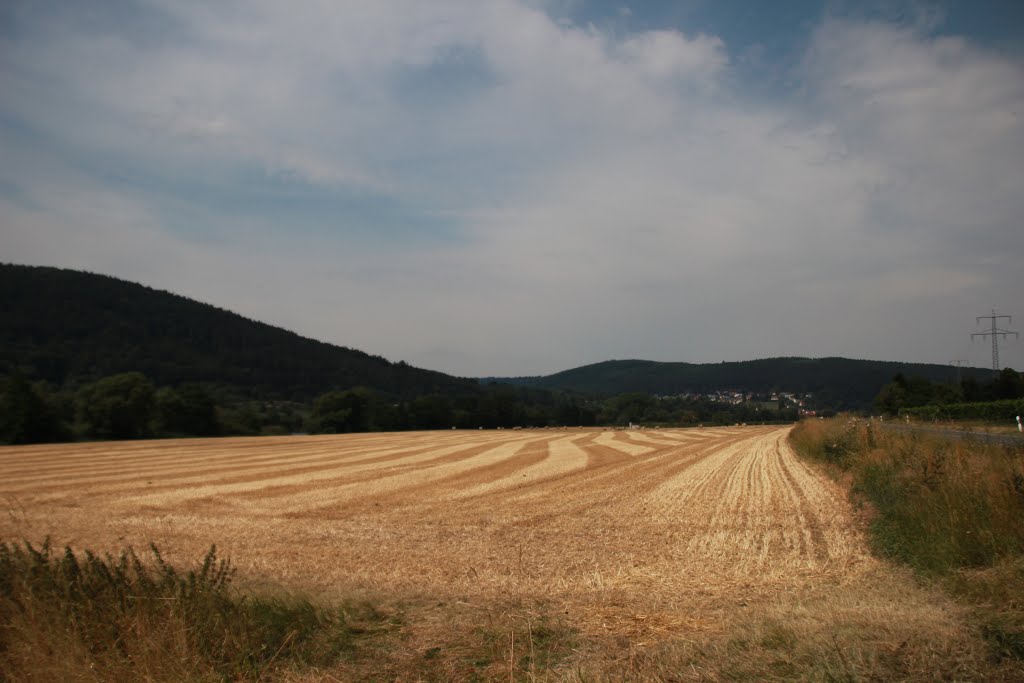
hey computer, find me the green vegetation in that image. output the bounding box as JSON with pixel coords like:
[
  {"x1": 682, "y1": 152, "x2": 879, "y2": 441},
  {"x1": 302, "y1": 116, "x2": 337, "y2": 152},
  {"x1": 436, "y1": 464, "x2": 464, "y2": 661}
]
[
  {"x1": 790, "y1": 418, "x2": 1024, "y2": 662},
  {"x1": 791, "y1": 418, "x2": 1024, "y2": 572},
  {"x1": 495, "y1": 357, "x2": 993, "y2": 410},
  {"x1": 10, "y1": 262, "x2": 983, "y2": 445},
  {"x1": 0, "y1": 263, "x2": 474, "y2": 401},
  {"x1": 0, "y1": 374, "x2": 68, "y2": 445},
  {"x1": 0, "y1": 540, "x2": 395, "y2": 682},
  {"x1": 155, "y1": 382, "x2": 222, "y2": 437},
  {"x1": 76, "y1": 371, "x2": 156, "y2": 440},
  {"x1": 875, "y1": 368, "x2": 1024, "y2": 415},
  {"x1": 1, "y1": 264, "x2": 794, "y2": 444},
  {"x1": 872, "y1": 369, "x2": 1024, "y2": 436},
  {"x1": 593, "y1": 390, "x2": 795, "y2": 425},
  {"x1": 4, "y1": 264, "x2": 993, "y2": 423},
  {"x1": 1, "y1": 370, "x2": 796, "y2": 444},
  {"x1": 903, "y1": 398, "x2": 1024, "y2": 422},
  {"x1": 0, "y1": 539, "x2": 587, "y2": 681}
]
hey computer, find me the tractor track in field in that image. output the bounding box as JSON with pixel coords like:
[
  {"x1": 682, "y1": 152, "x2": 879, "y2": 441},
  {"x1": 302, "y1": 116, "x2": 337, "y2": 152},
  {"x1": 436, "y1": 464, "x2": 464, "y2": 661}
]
[{"x1": 1, "y1": 425, "x2": 994, "y2": 681}]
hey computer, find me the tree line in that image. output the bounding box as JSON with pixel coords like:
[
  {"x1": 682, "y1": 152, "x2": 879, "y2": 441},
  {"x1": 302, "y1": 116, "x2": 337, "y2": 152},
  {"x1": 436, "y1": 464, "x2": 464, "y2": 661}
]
[
  {"x1": 504, "y1": 357, "x2": 993, "y2": 411},
  {"x1": 874, "y1": 367, "x2": 1024, "y2": 415},
  {"x1": 0, "y1": 372, "x2": 797, "y2": 446}
]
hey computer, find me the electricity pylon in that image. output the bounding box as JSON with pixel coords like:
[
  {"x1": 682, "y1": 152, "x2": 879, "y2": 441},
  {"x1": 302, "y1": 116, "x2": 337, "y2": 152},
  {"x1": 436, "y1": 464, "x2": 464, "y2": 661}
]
[{"x1": 971, "y1": 310, "x2": 1018, "y2": 377}]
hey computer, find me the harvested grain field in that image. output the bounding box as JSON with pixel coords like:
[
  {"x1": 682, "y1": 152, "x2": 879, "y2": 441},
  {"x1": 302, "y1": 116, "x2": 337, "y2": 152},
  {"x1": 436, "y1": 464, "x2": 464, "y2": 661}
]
[{"x1": 0, "y1": 427, "x2": 998, "y2": 679}]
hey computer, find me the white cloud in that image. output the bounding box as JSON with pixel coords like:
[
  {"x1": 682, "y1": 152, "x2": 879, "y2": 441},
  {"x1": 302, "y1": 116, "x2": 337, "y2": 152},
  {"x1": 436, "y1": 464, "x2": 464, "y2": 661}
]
[
  {"x1": 1, "y1": 2, "x2": 1022, "y2": 375},
  {"x1": 618, "y1": 29, "x2": 726, "y2": 81}
]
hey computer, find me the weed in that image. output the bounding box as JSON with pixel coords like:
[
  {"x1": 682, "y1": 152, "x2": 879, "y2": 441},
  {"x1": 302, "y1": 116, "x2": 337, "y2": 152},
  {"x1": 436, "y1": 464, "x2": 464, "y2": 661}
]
[
  {"x1": 0, "y1": 540, "x2": 394, "y2": 681},
  {"x1": 791, "y1": 419, "x2": 1024, "y2": 575},
  {"x1": 791, "y1": 418, "x2": 1024, "y2": 667}
]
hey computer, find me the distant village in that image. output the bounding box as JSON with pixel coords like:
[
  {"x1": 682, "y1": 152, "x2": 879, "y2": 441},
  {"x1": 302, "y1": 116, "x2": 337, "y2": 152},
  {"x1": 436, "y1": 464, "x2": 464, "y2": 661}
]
[{"x1": 655, "y1": 390, "x2": 817, "y2": 416}]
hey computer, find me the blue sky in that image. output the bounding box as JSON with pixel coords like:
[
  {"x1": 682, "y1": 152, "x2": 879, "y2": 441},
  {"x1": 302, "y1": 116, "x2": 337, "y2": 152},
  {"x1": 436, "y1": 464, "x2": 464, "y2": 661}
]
[{"x1": 2, "y1": 0, "x2": 1023, "y2": 376}]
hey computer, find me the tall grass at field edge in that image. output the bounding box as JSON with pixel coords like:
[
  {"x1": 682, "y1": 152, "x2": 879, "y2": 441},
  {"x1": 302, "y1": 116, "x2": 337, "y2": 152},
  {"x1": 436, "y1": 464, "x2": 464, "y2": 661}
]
[
  {"x1": 0, "y1": 540, "x2": 396, "y2": 682},
  {"x1": 790, "y1": 418, "x2": 1024, "y2": 573},
  {"x1": 790, "y1": 418, "x2": 1024, "y2": 664},
  {"x1": 0, "y1": 539, "x2": 584, "y2": 682}
]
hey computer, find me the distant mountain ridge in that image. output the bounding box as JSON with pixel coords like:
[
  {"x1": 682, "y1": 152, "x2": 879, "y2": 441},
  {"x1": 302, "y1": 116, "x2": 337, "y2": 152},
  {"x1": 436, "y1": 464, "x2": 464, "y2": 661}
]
[
  {"x1": 0, "y1": 263, "x2": 476, "y2": 400},
  {"x1": 486, "y1": 357, "x2": 993, "y2": 410},
  {"x1": 2, "y1": 264, "x2": 992, "y2": 411}
]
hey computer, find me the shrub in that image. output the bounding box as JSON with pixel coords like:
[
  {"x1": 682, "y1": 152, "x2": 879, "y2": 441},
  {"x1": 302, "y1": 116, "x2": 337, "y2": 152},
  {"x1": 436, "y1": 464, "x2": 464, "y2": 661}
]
[{"x1": 903, "y1": 399, "x2": 1024, "y2": 422}]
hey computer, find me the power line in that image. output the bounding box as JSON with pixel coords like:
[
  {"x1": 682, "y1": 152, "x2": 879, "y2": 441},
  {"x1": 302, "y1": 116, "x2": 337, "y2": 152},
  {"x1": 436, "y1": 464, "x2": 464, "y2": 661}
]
[{"x1": 971, "y1": 309, "x2": 1018, "y2": 377}]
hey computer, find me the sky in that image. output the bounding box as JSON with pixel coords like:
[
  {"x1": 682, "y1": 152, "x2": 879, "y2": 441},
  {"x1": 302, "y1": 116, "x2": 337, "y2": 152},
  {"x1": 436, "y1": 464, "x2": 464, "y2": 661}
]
[{"x1": 1, "y1": 0, "x2": 1023, "y2": 378}]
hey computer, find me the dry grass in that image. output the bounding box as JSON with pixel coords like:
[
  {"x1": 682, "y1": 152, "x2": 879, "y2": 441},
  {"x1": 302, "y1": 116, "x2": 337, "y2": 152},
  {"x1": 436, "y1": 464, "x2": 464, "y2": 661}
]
[
  {"x1": 791, "y1": 417, "x2": 1024, "y2": 677},
  {"x1": 0, "y1": 426, "x2": 1012, "y2": 680},
  {"x1": 790, "y1": 418, "x2": 1024, "y2": 573},
  {"x1": 0, "y1": 540, "x2": 395, "y2": 682}
]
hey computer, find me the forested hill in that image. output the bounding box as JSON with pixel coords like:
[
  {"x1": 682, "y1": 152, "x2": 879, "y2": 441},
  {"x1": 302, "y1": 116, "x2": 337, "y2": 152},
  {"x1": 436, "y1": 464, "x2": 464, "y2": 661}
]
[
  {"x1": 2, "y1": 263, "x2": 996, "y2": 412},
  {"x1": 490, "y1": 357, "x2": 993, "y2": 409},
  {"x1": 0, "y1": 264, "x2": 475, "y2": 399}
]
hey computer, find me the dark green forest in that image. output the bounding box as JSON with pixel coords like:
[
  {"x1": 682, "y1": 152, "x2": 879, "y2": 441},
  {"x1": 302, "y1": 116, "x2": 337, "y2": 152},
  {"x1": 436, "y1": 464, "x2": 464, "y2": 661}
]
[
  {"x1": 2, "y1": 263, "x2": 1012, "y2": 446},
  {"x1": 0, "y1": 264, "x2": 473, "y2": 400},
  {"x1": 0, "y1": 265, "x2": 801, "y2": 444},
  {"x1": 492, "y1": 357, "x2": 993, "y2": 410},
  {"x1": 874, "y1": 368, "x2": 1024, "y2": 416}
]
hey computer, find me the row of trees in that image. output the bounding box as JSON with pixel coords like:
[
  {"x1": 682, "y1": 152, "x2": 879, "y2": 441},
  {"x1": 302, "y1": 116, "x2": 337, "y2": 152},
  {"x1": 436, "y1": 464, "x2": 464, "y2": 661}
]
[
  {"x1": 873, "y1": 368, "x2": 1023, "y2": 415},
  {"x1": 0, "y1": 373, "x2": 222, "y2": 444},
  {"x1": 0, "y1": 372, "x2": 797, "y2": 445},
  {"x1": 307, "y1": 388, "x2": 797, "y2": 433}
]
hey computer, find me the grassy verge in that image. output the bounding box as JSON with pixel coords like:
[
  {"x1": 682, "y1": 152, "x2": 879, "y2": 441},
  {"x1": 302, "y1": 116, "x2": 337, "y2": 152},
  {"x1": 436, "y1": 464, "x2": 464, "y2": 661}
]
[
  {"x1": 902, "y1": 398, "x2": 1024, "y2": 423},
  {"x1": 790, "y1": 417, "x2": 1024, "y2": 664},
  {"x1": 0, "y1": 540, "x2": 583, "y2": 682},
  {"x1": 0, "y1": 540, "x2": 397, "y2": 682},
  {"x1": 912, "y1": 419, "x2": 1023, "y2": 435}
]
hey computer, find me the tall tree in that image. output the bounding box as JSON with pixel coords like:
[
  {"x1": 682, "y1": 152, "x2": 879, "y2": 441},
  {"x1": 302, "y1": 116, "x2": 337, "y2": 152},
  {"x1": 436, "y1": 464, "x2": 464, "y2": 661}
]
[
  {"x1": 0, "y1": 374, "x2": 66, "y2": 444},
  {"x1": 77, "y1": 372, "x2": 156, "y2": 439},
  {"x1": 309, "y1": 388, "x2": 379, "y2": 433},
  {"x1": 155, "y1": 384, "x2": 221, "y2": 437}
]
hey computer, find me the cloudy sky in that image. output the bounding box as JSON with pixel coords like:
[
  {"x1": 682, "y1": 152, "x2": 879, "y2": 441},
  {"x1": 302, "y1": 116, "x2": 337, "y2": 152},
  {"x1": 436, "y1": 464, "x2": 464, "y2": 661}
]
[{"x1": 2, "y1": 0, "x2": 1023, "y2": 377}]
